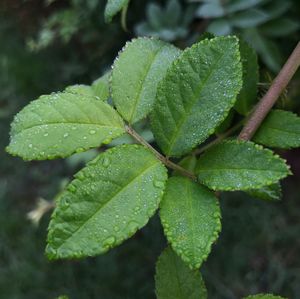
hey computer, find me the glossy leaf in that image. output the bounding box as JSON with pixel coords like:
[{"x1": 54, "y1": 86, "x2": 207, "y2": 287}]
[
  {"x1": 235, "y1": 39, "x2": 258, "y2": 115},
  {"x1": 104, "y1": 0, "x2": 130, "y2": 23},
  {"x1": 243, "y1": 294, "x2": 287, "y2": 299},
  {"x1": 253, "y1": 110, "x2": 300, "y2": 149},
  {"x1": 196, "y1": 140, "x2": 290, "y2": 191},
  {"x1": 151, "y1": 36, "x2": 242, "y2": 157},
  {"x1": 7, "y1": 92, "x2": 125, "y2": 160},
  {"x1": 112, "y1": 37, "x2": 181, "y2": 124},
  {"x1": 155, "y1": 247, "x2": 207, "y2": 299},
  {"x1": 46, "y1": 144, "x2": 168, "y2": 259},
  {"x1": 160, "y1": 177, "x2": 221, "y2": 269},
  {"x1": 247, "y1": 183, "x2": 282, "y2": 201}
]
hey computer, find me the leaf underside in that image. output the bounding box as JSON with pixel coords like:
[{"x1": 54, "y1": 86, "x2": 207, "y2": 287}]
[
  {"x1": 155, "y1": 247, "x2": 208, "y2": 299},
  {"x1": 112, "y1": 37, "x2": 181, "y2": 124},
  {"x1": 246, "y1": 182, "x2": 282, "y2": 201},
  {"x1": 46, "y1": 144, "x2": 168, "y2": 259},
  {"x1": 7, "y1": 92, "x2": 125, "y2": 160},
  {"x1": 150, "y1": 36, "x2": 243, "y2": 157},
  {"x1": 253, "y1": 109, "x2": 300, "y2": 149},
  {"x1": 196, "y1": 140, "x2": 290, "y2": 191},
  {"x1": 160, "y1": 177, "x2": 221, "y2": 269}
]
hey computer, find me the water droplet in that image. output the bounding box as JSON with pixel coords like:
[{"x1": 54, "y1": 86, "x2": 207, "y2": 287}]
[
  {"x1": 153, "y1": 180, "x2": 164, "y2": 188},
  {"x1": 44, "y1": 133, "x2": 49, "y2": 137},
  {"x1": 28, "y1": 144, "x2": 33, "y2": 148},
  {"x1": 63, "y1": 133, "x2": 69, "y2": 138},
  {"x1": 89, "y1": 130, "x2": 96, "y2": 135},
  {"x1": 114, "y1": 226, "x2": 120, "y2": 232},
  {"x1": 103, "y1": 236, "x2": 116, "y2": 247},
  {"x1": 102, "y1": 157, "x2": 111, "y2": 168},
  {"x1": 68, "y1": 185, "x2": 77, "y2": 193}
]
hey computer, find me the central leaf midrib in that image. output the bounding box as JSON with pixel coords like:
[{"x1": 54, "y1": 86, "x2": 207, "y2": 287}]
[
  {"x1": 57, "y1": 160, "x2": 159, "y2": 251},
  {"x1": 166, "y1": 49, "x2": 227, "y2": 155},
  {"x1": 128, "y1": 44, "x2": 165, "y2": 123},
  {"x1": 13, "y1": 122, "x2": 123, "y2": 136}
]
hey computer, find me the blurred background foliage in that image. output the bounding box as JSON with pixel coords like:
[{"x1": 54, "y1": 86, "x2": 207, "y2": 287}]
[{"x1": 0, "y1": 0, "x2": 300, "y2": 298}]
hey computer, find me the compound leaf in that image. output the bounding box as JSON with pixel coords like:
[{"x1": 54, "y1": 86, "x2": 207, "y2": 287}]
[
  {"x1": 155, "y1": 247, "x2": 207, "y2": 299},
  {"x1": 104, "y1": 0, "x2": 130, "y2": 23},
  {"x1": 253, "y1": 110, "x2": 300, "y2": 149},
  {"x1": 196, "y1": 140, "x2": 290, "y2": 191},
  {"x1": 7, "y1": 92, "x2": 125, "y2": 160},
  {"x1": 235, "y1": 39, "x2": 258, "y2": 115},
  {"x1": 243, "y1": 294, "x2": 287, "y2": 299},
  {"x1": 112, "y1": 37, "x2": 181, "y2": 124},
  {"x1": 160, "y1": 177, "x2": 221, "y2": 269},
  {"x1": 46, "y1": 144, "x2": 168, "y2": 259},
  {"x1": 150, "y1": 36, "x2": 242, "y2": 157}
]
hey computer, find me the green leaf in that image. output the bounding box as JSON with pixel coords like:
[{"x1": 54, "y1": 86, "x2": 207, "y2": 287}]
[
  {"x1": 235, "y1": 39, "x2": 259, "y2": 115},
  {"x1": 147, "y1": 3, "x2": 164, "y2": 30},
  {"x1": 65, "y1": 84, "x2": 96, "y2": 97},
  {"x1": 196, "y1": 140, "x2": 290, "y2": 191},
  {"x1": 46, "y1": 144, "x2": 168, "y2": 259},
  {"x1": 173, "y1": 155, "x2": 197, "y2": 176},
  {"x1": 260, "y1": 18, "x2": 299, "y2": 37},
  {"x1": 196, "y1": 2, "x2": 225, "y2": 18},
  {"x1": 253, "y1": 110, "x2": 300, "y2": 149},
  {"x1": 264, "y1": 0, "x2": 292, "y2": 19},
  {"x1": 7, "y1": 92, "x2": 125, "y2": 161},
  {"x1": 104, "y1": 0, "x2": 130, "y2": 23},
  {"x1": 155, "y1": 247, "x2": 208, "y2": 299},
  {"x1": 246, "y1": 182, "x2": 282, "y2": 201},
  {"x1": 165, "y1": 0, "x2": 181, "y2": 27},
  {"x1": 243, "y1": 294, "x2": 287, "y2": 299},
  {"x1": 111, "y1": 37, "x2": 181, "y2": 124},
  {"x1": 227, "y1": 0, "x2": 267, "y2": 14},
  {"x1": 207, "y1": 19, "x2": 232, "y2": 36},
  {"x1": 160, "y1": 177, "x2": 221, "y2": 269},
  {"x1": 91, "y1": 72, "x2": 110, "y2": 101},
  {"x1": 150, "y1": 36, "x2": 242, "y2": 157},
  {"x1": 230, "y1": 9, "x2": 269, "y2": 28}
]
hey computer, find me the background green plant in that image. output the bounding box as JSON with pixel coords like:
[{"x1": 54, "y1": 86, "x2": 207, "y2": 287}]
[{"x1": 1, "y1": 1, "x2": 300, "y2": 298}]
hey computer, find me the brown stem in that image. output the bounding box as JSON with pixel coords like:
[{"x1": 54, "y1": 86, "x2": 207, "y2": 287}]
[
  {"x1": 239, "y1": 42, "x2": 300, "y2": 141},
  {"x1": 125, "y1": 125, "x2": 197, "y2": 180}
]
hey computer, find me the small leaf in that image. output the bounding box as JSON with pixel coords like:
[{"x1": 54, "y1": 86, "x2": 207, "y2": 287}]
[
  {"x1": 46, "y1": 144, "x2": 168, "y2": 259},
  {"x1": 227, "y1": 0, "x2": 267, "y2": 14},
  {"x1": 253, "y1": 110, "x2": 300, "y2": 149},
  {"x1": 230, "y1": 9, "x2": 269, "y2": 28},
  {"x1": 165, "y1": 0, "x2": 181, "y2": 27},
  {"x1": 112, "y1": 37, "x2": 181, "y2": 124},
  {"x1": 151, "y1": 36, "x2": 242, "y2": 157},
  {"x1": 260, "y1": 18, "x2": 300, "y2": 37},
  {"x1": 235, "y1": 39, "x2": 259, "y2": 115},
  {"x1": 7, "y1": 92, "x2": 125, "y2": 160},
  {"x1": 196, "y1": 140, "x2": 290, "y2": 191},
  {"x1": 246, "y1": 182, "x2": 282, "y2": 201},
  {"x1": 104, "y1": 0, "x2": 130, "y2": 23},
  {"x1": 147, "y1": 3, "x2": 164, "y2": 30},
  {"x1": 65, "y1": 84, "x2": 96, "y2": 97},
  {"x1": 91, "y1": 72, "x2": 110, "y2": 101},
  {"x1": 264, "y1": 0, "x2": 292, "y2": 19},
  {"x1": 243, "y1": 294, "x2": 287, "y2": 299},
  {"x1": 155, "y1": 247, "x2": 208, "y2": 299},
  {"x1": 207, "y1": 19, "x2": 232, "y2": 36},
  {"x1": 196, "y1": 2, "x2": 225, "y2": 18},
  {"x1": 160, "y1": 177, "x2": 221, "y2": 269}
]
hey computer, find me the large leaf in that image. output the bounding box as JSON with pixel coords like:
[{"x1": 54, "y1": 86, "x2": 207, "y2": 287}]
[
  {"x1": 7, "y1": 92, "x2": 125, "y2": 160},
  {"x1": 46, "y1": 145, "x2": 168, "y2": 259},
  {"x1": 151, "y1": 36, "x2": 242, "y2": 157},
  {"x1": 235, "y1": 39, "x2": 258, "y2": 115},
  {"x1": 155, "y1": 247, "x2": 207, "y2": 299},
  {"x1": 160, "y1": 177, "x2": 221, "y2": 269},
  {"x1": 243, "y1": 294, "x2": 286, "y2": 299},
  {"x1": 104, "y1": 0, "x2": 130, "y2": 23},
  {"x1": 253, "y1": 110, "x2": 300, "y2": 149},
  {"x1": 111, "y1": 37, "x2": 181, "y2": 124},
  {"x1": 196, "y1": 140, "x2": 290, "y2": 191}
]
